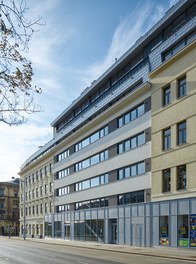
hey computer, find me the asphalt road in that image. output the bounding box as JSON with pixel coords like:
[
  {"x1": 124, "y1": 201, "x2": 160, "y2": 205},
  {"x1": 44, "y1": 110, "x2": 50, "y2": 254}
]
[{"x1": 0, "y1": 237, "x2": 195, "y2": 264}]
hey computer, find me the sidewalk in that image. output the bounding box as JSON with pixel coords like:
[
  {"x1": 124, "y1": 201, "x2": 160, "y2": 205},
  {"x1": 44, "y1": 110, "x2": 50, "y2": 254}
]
[{"x1": 10, "y1": 237, "x2": 196, "y2": 262}]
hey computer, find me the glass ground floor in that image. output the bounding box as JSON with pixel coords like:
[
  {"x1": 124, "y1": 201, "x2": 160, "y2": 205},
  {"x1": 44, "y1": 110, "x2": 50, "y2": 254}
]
[{"x1": 44, "y1": 197, "x2": 196, "y2": 247}]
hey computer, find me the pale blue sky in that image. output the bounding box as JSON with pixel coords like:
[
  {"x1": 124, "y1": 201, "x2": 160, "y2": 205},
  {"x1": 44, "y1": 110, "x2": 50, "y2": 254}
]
[{"x1": 0, "y1": 0, "x2": 178, "y2": 181}]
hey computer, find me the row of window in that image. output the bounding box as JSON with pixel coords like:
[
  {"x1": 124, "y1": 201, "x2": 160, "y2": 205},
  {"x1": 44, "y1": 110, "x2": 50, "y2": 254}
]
[
  {"x1": 75, "y1": 126, "x2": 108, "y2": 152},
  {"x1": 57, "y1": 189, "x2": 146, "y2": 212},
  {"x1": 55, "y1": 3, "x2": 195, "y2": 134},
  {"x1": 163, "y1": 120, "x2": 186, "y2": 150},
  {"x1": 55, "y1": 100, "x2": 147, "y2": 168},
  {"x1": 22, "y1": 202, "x2": 53, "y2": 216},
  {"x1": 163, "y1": 76, "x2": 187, "y2": 107},
  {"x1": 118, "y1": 161, "x2": 145, "y2": 180},
  {"x1": 25, "y1": 163, "x2": 53, "y2": 186},
  {"x1": 57, "y1": 149, "x2": 70, "y2": 162},
  {"x1": 75, "y1": 198, "x2": 109, "y2": 211},
  {"x1": 56, "y1": 129, "x2": 147, "y2": 180},
  {"x1": 118, "y1": 190, "x2": 144, "y2": 205},
  {"x1": 75, "y1": 150, "x2": 109, "y2": 172},
  {"x1": 162, "y1": 164, "x2": 186, "y2": 193},
  {"x1": 118, "y1": 132, "x2": 145, "y2": 154},
  {"x1": 57, "y1": 168, "x2": 70, "y2": 179},
  {"x1": 22, "y1": 183, "x2": 53, "y2": 201},
  {"x1": 75, "y1": 174, "x2": 109, "y2": 192},
  {"x1": 57, "y1": 204, "x2": 70, "y2": 212},
  {"x1": 162, "y1": 30, "x2": 195, "y2": 62},
  {"x1": 56, "y1": 186, "x2": 70, "y2": 196},
  {"x1": 118, "y1": 103, "x2": 145, "y2": 128}
]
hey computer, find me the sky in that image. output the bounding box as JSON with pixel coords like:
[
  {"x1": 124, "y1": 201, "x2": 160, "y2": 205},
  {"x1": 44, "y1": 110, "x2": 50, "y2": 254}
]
[{"x1": 0, "y1": 0, "x2": 179, "y2": 182}]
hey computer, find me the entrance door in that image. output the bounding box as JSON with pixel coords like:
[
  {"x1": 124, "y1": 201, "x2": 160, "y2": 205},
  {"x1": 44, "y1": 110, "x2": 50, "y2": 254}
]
[
  {"x1": 64, "y1": 224, "x2": 70, "y2": 240},
  {"x1": 133, "y1": 224, "x2": 143, "y2": 247},
  {"x1": 111, "y1": 221, "x2": 117, "y2": 244}
]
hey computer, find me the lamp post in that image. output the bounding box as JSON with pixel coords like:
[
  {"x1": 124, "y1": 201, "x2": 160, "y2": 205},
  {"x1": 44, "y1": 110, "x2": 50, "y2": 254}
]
[
  {"x1": 21, "y1": 179, "x2": 26, "y2": 240},
  {"x1": 11, "y1": 177, "x2": 26, "y2": 239}
]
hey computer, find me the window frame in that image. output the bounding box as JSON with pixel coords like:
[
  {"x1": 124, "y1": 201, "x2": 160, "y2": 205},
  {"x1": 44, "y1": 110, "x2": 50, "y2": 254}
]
[
  {"x1": 177, "y1": 164, "x2": 186, "y2": 190},
  {"x1": 163, "y1": 127, "x2": 171, "y2": 150},
  {"x1": 177, "y1": 76, "x2": 186, "y2": 98},
  {"x1": 163, "y1": 85, "x2": 171, "y2": 106},
  {"x1": 162, "y1": 168, "x2": 171, "y2": 192},
  {"x1": 177, "y1": 121, "x2": 186, "y2": 145}
]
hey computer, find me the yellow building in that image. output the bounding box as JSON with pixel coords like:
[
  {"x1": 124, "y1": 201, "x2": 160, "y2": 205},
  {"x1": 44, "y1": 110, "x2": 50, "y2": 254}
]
[
  {"x1": 0, "y1": 180, "x2": 19, "y2": 236},
  {"x1": 150, "y1": 40, "x2": 196, "y2": 201},
  {"x1": 18, "y1": 154, "x2": 54, "y2": 238}
]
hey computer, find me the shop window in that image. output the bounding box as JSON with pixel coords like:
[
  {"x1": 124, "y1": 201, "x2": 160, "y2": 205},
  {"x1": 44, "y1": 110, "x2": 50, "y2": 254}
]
[
  {"x1": 190, "y1": 214, "x2": 196, "y2": 247},
  {"x1": 160, "y1": 216, "x2": 169, "y2": 246},
  {"x1": 178, "y1": 215, "x2": 188, "y2": 247}
]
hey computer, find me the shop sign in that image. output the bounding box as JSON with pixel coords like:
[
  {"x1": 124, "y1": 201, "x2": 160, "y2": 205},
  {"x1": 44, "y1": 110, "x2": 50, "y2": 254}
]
[
  {"x1": 178, "y1": 238, "x2": 189, "y2": 247},
  {"x1": 190, "y1": 214, "x2": 196, "y2": 247}
]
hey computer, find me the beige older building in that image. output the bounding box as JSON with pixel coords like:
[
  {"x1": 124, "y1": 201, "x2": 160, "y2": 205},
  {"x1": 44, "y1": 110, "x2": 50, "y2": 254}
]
[
  {"x1": 150, "y1": 40, "x2": 196, "y2": 201},
  {"x1": 18, "y1": 154, "x2": 54, "y2": 238},
  {"x1": 0, "y1": 180, "x2": 19, "y2": 236}
]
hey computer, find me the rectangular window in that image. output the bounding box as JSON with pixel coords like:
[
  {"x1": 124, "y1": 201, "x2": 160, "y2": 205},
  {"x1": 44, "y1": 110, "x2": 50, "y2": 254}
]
[
  {"x1": 177, "y1": 121, "x2": 186, "y2": 145},
  {"x1": 160, "y1": 216, "x2": 169, "y2": 246},
  {"x1": 177, "y1": 215, "x2": 188, "y2": 247},
  {"x1": 163, "y1": 128, "x2": 171, "y2": 150},
  {"x1": 162, "y1": 169, "x2": 171, "y2": 192},
  {"x1": 163, "y1": 86, "x2": 170, "y2": 106},
  {"x1": 177, "y1": 165, "x2": 186, "y2": 190},
  {"x1": 178, "y1": 76, "x2": 186, "y2": 98},
  {"x1": 118, "y1": 103, "x2": 145, "y2": 128}
]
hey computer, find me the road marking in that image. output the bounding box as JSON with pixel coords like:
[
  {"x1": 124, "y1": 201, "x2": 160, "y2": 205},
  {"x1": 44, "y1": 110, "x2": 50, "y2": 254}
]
[{"x1": 77, "y1": 261, "x2": 89, "y2": 264}]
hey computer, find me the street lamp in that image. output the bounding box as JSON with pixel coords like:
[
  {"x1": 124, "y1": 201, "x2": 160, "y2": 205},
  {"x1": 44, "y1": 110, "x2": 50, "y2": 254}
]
[{"x1": 21, "y1": 179, "x2": 26, "y2": 240}]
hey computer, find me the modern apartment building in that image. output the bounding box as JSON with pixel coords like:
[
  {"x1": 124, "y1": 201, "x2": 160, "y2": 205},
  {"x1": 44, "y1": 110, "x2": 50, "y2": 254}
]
[
  {"x1": 19, "y1": 0, "x2": 196, "y2": 247},
  {"x1": 0, "y1": 179, "x2": 19, "y2": 236}
]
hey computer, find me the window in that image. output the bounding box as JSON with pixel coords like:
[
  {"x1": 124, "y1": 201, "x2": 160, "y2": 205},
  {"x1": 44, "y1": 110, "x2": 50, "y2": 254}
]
[
  {"x1": 163, "y1": 128, "x2": 171, "y2": 150},
  {"x1": 118, "y1": 161, "x2": 145, "y2": 180},
  {"x1": 57, "y1": 149, "x2": 70, "y2": 162},
  {"x1": 162, "y1": 169, "x2": 171, "y2": 192},
  {"x1": 178, "y1": 76, "x2": 186, "y2": 98},
  {"x1": 177, "y1": 215, "x2": 188, "y2": 247},
  {"x1": 118, "y1": 132, "x2": 145, "y2": 154},
  {"x1": 177, "y1": 165, "x2": 186, "y2": 190},
  {"x1": 75, "y1": 150, "x2": 108, "y2": 172},
  {"x1": 118, "y1": 103, "x2": 145, "y2": 128},
  {"x1": 57, "y1": 186, "x2": 70, "y2": 196},
  {"x1": 57, "y1": 168, "x2": 70, "y2": 179},
  {"x1": 160, "y1": 216, "x2": 169, "y2": 246},
  {"x1": 0, "y1": 189, "x2": 4, "y2": 197},
  {"x1": 75, "y1": 126, "x2": 108, "y2": 152},
  {"x1": 163, "y1": 86, "x2": 170, "y2": 106},
  {"x1": 75, "y1": 173, "x2": 109, "y2": 192},
  {"x1": 177, "y1": 121, "x2": 186, "y2": 145},
  {"x1": 118, "y1": 190, "x2": 144, "y2": 205}
]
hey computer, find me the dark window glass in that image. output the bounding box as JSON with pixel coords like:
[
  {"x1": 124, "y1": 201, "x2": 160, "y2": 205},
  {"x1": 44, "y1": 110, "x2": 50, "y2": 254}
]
[
  {"x1": 163, "y1": 169, "x2": 171, "y2": 192},
  {"x1": 177, "y1": 165, "x2": 186, "y2": 190},
  {"x1": 177, "y1": 121, "x2": 186, "y2": 145},
  {"x1": 163, "y1": 86, "x2": 170, "y2": 106},
  {"x1": 178, "y1": 76, "x2": 186, "y2": 98},
  {"x1": 163, "y1": 128, "x2": 171, "y2": 150}
]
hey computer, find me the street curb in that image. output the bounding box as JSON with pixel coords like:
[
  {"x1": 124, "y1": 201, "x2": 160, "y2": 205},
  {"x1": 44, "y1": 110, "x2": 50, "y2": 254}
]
[{"x1": 12, "y1": 238, "x2": 196, "y2": 263}]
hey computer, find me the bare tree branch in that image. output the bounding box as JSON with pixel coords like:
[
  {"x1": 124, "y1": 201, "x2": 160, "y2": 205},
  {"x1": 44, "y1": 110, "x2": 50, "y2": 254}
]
[{"x1": 0, "y1": 0, "x2": 44, "y2": 125}]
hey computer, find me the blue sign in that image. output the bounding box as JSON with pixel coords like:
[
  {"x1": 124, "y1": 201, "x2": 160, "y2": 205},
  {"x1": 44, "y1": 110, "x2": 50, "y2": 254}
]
[{"x1": 190, "y1": 214, "x2": 196, "y2": 247}]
